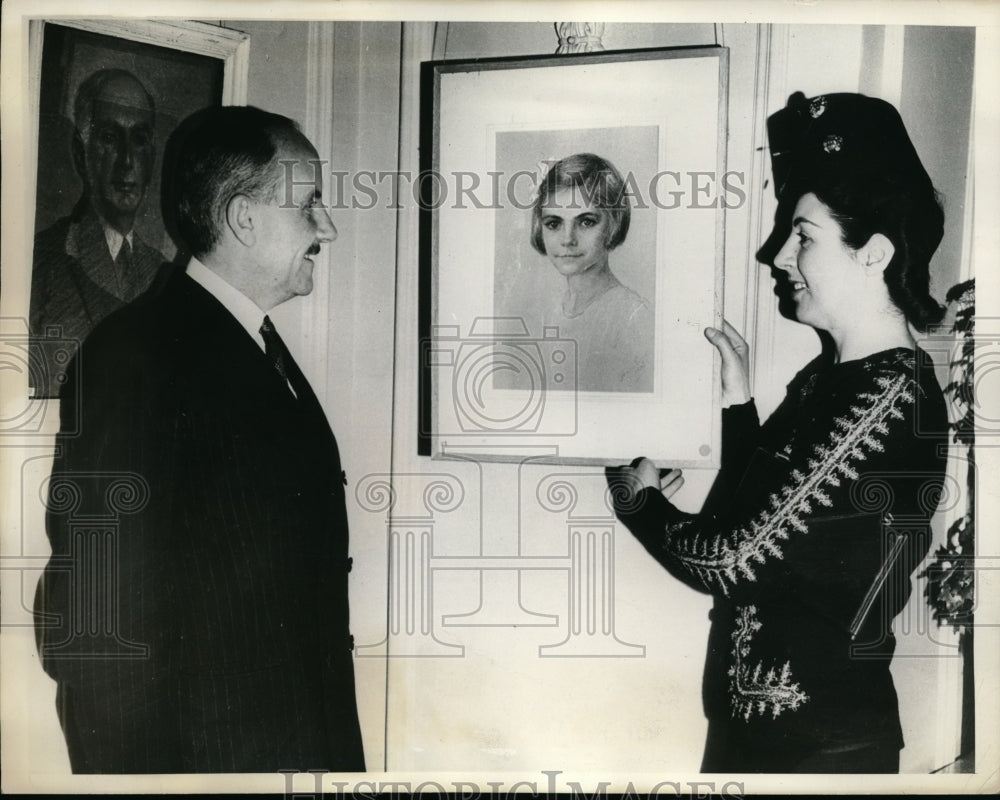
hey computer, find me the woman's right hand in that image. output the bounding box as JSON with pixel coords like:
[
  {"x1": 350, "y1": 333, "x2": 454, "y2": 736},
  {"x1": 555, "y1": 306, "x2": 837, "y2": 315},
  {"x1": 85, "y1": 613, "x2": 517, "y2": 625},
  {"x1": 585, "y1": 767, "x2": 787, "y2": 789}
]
[{"x1": 704, "y1": 320, "x2": 751, "y2": 407}]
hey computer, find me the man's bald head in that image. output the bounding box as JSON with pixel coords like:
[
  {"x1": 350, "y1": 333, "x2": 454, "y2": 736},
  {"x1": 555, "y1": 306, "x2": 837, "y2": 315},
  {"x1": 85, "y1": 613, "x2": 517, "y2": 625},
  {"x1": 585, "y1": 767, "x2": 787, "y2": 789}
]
[{"x1": 74, "y1": 69, "x2": 155, "y2": 143}]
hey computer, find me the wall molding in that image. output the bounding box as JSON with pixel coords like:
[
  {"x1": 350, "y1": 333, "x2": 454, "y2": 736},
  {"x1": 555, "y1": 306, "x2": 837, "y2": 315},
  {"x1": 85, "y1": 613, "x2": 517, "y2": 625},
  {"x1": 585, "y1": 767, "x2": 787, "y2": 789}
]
[
  {"x1": 302, "y1": 21, "x2": 336, "y2": 384},
  {"x1": 880, "y1": 26, "x2": 905, "y2": 108},
  {"x1": 746, "y1": 23, "x2": 790, "y2": 411}
]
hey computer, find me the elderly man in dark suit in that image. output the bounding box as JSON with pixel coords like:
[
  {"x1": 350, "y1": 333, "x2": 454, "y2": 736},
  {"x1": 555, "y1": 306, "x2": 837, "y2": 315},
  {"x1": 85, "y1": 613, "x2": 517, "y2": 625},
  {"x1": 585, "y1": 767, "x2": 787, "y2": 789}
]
[
  {"x1": 34, "y1": 105, "x2": 365, "y2": 773},
  {"x1": 30, "y1": 69, "x2": 167, "y2": 397}
]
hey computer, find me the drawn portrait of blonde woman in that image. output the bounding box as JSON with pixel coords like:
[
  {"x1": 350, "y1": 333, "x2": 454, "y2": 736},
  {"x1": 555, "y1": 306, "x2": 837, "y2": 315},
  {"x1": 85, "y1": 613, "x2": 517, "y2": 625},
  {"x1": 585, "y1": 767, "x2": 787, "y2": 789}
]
[{"x1": 530, "y1": 153, "x2": 654, "y2": 393}]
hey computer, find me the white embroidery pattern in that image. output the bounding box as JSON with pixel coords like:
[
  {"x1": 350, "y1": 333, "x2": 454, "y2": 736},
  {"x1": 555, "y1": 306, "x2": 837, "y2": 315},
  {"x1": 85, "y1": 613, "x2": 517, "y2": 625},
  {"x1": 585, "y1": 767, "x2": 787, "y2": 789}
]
[
  {"x1": 729, "y1": 605, "x2": 808, "y2": 720},
  {"x1": 667, "y1": 369, "x2": 915, "y2": 595}
]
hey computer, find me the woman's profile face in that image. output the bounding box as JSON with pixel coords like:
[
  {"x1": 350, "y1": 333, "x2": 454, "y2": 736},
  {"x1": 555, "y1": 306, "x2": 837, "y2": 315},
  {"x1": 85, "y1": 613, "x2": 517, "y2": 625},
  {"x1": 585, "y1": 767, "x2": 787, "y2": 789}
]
[
  {"x1": 539, "y1": 187, "x2": 612, "y2": 278},
  {"x1": 772, "y1": 192, "x2": 867, "y2": 333}
]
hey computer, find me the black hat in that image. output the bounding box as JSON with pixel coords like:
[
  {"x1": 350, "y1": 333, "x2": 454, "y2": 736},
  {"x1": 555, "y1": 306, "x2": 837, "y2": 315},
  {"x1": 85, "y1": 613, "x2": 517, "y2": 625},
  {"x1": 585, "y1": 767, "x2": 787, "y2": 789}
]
[{"x1": 766, "y1": 91, "x2": 934, "y2": 200}]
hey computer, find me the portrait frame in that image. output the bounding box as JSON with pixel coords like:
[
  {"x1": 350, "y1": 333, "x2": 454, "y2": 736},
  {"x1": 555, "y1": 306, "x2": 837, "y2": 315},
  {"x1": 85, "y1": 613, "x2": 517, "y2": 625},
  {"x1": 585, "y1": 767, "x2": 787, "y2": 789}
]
[
  {"x1": 23, "y1": 18, "x2": 249, "y2": 401},
  {"x1": 419, "y1": 46, "x2": 729, "y2": 467}
]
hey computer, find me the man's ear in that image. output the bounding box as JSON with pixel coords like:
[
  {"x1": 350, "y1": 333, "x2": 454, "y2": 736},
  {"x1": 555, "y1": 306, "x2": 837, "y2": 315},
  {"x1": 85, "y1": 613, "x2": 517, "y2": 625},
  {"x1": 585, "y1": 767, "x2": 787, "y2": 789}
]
[
  {"x1": 226, "y1": 194, "x2": 256, "y2": 247},
  {"x1": 859, "y1": 232, "x2": 895, "y2": 276}
]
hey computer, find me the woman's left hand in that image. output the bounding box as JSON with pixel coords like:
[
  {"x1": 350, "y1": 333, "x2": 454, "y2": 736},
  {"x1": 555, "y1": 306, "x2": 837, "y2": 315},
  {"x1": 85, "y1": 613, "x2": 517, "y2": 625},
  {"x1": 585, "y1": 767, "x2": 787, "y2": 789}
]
[
  {"x1": 622, "y1": 457, "x2": 685, "y2": 500},
  {"x1": 704, "y1": 320, "x2": 751, "y2": 407}
]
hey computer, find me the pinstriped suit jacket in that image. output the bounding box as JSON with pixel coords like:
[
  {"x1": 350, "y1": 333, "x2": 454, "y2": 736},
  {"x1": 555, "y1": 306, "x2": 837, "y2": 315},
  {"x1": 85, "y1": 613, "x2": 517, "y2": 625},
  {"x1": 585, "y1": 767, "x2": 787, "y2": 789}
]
[{"x1": 35, "y1": 268, "x2": 365, "y2": 773}]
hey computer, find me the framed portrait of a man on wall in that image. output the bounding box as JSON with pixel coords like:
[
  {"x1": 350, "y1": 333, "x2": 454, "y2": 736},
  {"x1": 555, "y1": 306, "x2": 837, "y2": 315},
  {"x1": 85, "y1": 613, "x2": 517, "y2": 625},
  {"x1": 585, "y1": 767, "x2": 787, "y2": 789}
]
[{"x1": 27, "y1": 19, "x2": 249, "y2": 399}]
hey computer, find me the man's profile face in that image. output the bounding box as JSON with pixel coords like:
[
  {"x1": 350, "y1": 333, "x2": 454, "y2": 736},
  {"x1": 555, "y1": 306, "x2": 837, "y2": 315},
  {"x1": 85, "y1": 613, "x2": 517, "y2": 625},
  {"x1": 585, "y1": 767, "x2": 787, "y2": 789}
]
[
  {"x1": 251, "y1": 136, "x2": 337, "y2": 307},
  {"x1": 80, "y1": 74, "x2": 155, "y2": 232}
]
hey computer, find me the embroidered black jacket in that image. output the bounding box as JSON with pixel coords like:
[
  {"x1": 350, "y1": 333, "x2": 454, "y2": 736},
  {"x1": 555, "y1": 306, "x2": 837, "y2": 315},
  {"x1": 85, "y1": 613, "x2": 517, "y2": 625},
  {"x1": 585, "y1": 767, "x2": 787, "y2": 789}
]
[{"x1": 611, "y1": 347, "x2": 948, "y2": 771}]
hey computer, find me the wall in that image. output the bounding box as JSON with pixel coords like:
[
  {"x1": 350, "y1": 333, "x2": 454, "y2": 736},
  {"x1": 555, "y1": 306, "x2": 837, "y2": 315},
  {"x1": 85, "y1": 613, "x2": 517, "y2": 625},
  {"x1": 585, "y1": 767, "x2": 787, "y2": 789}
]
[
  {"x1": 894, "y1": 25, "x2": 976, "y2": 773},
  {"x1": 381, "y1": 21, "x2": 721, "y2": 773},
  {"x1": 359, "y1": 21, "x2": 975, "y2": 773},
  {"x1": 901, "y1": 25, "x2": 976, "y2": 299}
]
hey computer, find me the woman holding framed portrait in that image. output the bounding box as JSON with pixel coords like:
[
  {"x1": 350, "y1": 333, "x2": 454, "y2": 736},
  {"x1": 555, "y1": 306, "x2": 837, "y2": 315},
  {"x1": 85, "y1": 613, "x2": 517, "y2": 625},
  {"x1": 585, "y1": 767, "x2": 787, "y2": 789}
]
[{"x1": 609, "y1": 92, "x2": 949, "y2": 773}]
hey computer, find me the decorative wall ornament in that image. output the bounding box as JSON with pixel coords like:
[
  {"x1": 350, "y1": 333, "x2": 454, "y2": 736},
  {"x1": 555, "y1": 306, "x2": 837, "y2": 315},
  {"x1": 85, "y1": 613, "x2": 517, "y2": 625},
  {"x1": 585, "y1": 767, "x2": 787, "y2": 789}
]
[{"x1": 554, "y1": 22, "x2": 605, "y2": 53}]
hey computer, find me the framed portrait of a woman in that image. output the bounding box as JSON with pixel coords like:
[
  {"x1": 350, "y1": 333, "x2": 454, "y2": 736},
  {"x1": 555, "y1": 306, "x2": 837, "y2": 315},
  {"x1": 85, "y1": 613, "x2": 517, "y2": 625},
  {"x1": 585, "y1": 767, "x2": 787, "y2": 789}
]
[{"x1": 419, "y1": 46, "x2": 729, "y2": 466}]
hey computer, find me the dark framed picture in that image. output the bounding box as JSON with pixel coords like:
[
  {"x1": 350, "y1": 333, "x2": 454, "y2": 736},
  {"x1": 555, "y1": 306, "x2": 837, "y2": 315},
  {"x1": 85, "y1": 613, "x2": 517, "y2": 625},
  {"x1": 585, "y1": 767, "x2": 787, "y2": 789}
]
[
  {"x1": 419, "y1": 46, "x2": 729, "y2": 466},
  {"x1": 27, "y1": 19, "x2": 249, "y2": 399}
]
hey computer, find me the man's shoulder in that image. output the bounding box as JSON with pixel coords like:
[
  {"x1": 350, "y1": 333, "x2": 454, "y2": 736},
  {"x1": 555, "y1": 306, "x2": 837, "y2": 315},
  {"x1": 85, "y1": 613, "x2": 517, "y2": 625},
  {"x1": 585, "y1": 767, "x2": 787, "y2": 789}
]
[
  {"x1": 81, "y1": 288, "x2": 165, "y2": 359},
  {"x1": 84, "y1": 269, "x2": 238, "y2": 355},
  {"x1": 81, "y1": 270, "x2": 190, "y2": 352},
  {"x1": 33, "y1": 215, "x2": 74, "y2": 260},
  {"x1": 34, "y1": 209, "x2": 106, "y2": 270},
  {"x1": 34, "y1": 214, "x2": 73, "y2": 240}
]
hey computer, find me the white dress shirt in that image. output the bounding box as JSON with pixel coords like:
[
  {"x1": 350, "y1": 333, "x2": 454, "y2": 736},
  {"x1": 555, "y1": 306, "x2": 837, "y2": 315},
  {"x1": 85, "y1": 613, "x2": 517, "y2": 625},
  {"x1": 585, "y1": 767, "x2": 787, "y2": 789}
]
[
  {"x1": 185, "y1": 256, "x2": 268, "y2": 353},
  {"x1": 185, "y1": 257, "x2": 298, "y2": 397},
  {"x1": 102, "y1": 225, "x2": 134, "y2": 261}
]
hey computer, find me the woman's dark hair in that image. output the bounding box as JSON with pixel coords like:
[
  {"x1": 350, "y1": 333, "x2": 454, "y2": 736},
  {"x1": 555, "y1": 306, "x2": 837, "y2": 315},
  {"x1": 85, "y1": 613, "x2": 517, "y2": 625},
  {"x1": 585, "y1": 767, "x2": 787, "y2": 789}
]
[
  {"x1": 530, "y1": 153, "x2": 630, "y2": 255},
  {"x1": 763, "y1": 92, "x2": 946, "y2": 331},
  {"x1": 787, "y1": 166, "x2": 945, "y2": 331}
]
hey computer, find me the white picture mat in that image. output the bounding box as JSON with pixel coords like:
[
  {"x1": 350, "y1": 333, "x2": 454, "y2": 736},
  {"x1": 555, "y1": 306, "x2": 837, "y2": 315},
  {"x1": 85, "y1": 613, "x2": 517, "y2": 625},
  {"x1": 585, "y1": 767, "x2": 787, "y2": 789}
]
[{"x1": 432, "y1": 52, "x2": 724, "y2": 464}]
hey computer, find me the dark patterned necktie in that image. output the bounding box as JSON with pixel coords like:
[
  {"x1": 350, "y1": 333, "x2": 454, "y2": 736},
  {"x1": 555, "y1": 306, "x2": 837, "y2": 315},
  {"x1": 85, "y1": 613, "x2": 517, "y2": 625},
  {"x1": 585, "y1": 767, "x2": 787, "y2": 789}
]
[
  {"x1": 115, "y1": 239, "x2": 135, "y2": 299},
  {"x1": 259, "y1": 315, "x2": 291, "y2": 385}
]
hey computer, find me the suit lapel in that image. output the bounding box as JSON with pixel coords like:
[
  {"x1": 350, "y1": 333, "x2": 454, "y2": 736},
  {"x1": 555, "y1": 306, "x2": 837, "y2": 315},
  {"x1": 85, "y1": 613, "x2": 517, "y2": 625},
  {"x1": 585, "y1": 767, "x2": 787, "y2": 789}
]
[
  {"x1": 70, "y1": 210, "x2": 120, "y2": 298},
  {"x1": 168, "y1": 271, "x2": 337, "y2": 446},
  {"x1": 281, "y1": 343, "x2": 339, "y2": 454}
]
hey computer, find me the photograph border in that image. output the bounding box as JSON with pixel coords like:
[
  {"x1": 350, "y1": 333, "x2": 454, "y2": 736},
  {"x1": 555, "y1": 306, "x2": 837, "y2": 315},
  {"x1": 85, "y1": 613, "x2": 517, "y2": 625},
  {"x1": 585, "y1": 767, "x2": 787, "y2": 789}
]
[{"x1": 1, "y1": 5, "x2": 996, "y2": 796}]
